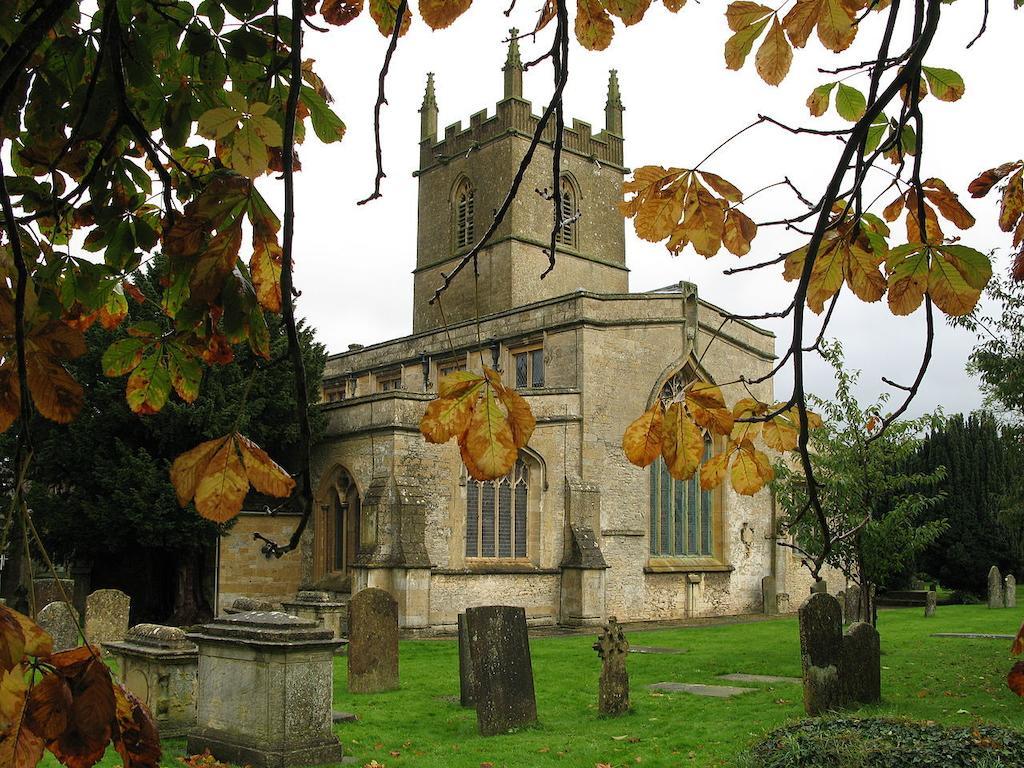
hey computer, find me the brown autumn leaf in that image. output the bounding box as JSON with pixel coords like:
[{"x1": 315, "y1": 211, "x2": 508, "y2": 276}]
[
  {"x1": 193, "y1": 439, "x2": 249, "y2": 523},
  {"x1": 236, "y1": 434, "x2": 296, "y2": 499},
  {"x1": 321, "y1": 0, "x2": 363, "y2": 24},
  {"x1": 494, "y1": 382, "x2": 536, "y2": 449},
  {"x1": 968, "y1": 161, "x2": 1023, "y2": 199},
  {"x1": 7, "y1": 608, "x2": 52, "y2": 658},
  {"x1": 369, "y1": 0, "x2": 412, "y2": 36},
  {"x1": 622, "y1": 402, "x2": 664, "y2": 468},
  {"x1": 250, "y1": 237, "x2": 284, "y2": 313},
  {"x1": 112, "y1": 684, "x2": 161, "y2": 768},
  {"x1": 0, "y1": 607, "x2": 25, "y2": 673},
  {"x1": 464, "y1": 387, "x2": 517, "y2": 480},
  {"x1": 723, "y1": 208, "x2": 757, "y2": 257},
  {"x1": 754, "y1": 17, "x2": 792, "y2": 86},
  {"x1": 419, "y1": 0, "x2": 472, "y2": 30},
  {"x1": 604, "y1": 0, "x2": 653, "y2": 25},
  {"x1": 0, "y1": 668, "x2": 45, "y2": 768},
  {"x1": 576, "y1": 0, "x2": 615, "y2": 51},
  {"x1": 661, "y1": 402, "x2": 704, "y2": 481},
  {"x1": 699, "y1": 450, "x2": 729, "y2": 490},
  {"x1": 1011, "y1": 620, "x2": 1024, "y2": 656},
  {"x1": 782, "y1": 0, "x2": 861, "y2": 53},
  {"x1": 684, "y1": 382, "x2": 734, "y2": 436},
  {"x1": 1009, "y1": 661, "x2": 1024, "y2": 697},
  {"x1": 25, "y1": 673, "x2": 73, "y2": 740}
]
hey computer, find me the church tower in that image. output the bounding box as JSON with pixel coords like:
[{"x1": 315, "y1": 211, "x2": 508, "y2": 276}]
[{"x1": 412, "y1": 34, "x2": 628, "y2": 333}]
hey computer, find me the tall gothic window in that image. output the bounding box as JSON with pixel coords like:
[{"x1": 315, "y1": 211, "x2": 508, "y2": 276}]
[
  {"x1": 466, "y1": 457, "x2": 529, "y2": 559},
  {"x1": 454, "y1": 178, "x2": 475, "y2": 251},
  {"x1": 649, "y1": 435, "x2": 714, "y2": 557},
  {"x1": 555, "y1": 176, "x2": 578, "y2": 248}
]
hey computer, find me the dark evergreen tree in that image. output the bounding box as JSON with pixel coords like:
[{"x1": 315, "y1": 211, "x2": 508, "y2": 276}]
[{"x1": 2, "y1": 264, "x2": 327, "y2": 623}]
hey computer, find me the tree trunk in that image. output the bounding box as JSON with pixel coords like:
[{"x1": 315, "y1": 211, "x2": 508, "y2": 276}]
[{"x1": 171, "y1": 550, "x2": 211, "y2": 626}]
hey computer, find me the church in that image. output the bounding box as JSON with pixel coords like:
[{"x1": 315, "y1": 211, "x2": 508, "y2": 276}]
[{"x1": 214, "y1": 37, "x2": 823, "y2": 630}]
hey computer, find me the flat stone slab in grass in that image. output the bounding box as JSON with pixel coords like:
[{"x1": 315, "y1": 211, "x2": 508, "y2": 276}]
[
  {"x1": 930, "y1": 633, "x2": 1015, "y2": 640},
  {"x1": 629, "y1": 646, "x2": 687, "y2": 655},
  {"x1": 718, "y1": 673, "x2": 802, "y2": 685},
  {"x1": 647, "y1": 682, "x2": 756, "y2": 698},
  {"x1": 332, "y1": 712, "x2": 358, "y2": 723}
]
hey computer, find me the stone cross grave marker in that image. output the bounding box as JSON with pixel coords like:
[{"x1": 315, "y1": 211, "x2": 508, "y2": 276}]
[
  {"x1": 465, "y1": 605, "x2": 538, "y2": 736},
  {"x1": 347, "y1": 587, "x2": 399, "y2": 694},
  {"x1": 36, "y1": 601, "x2": 80, "y2": 652},
  {"x1": 84, "y1": 588, "x2": 130, "y2": 649},
  {"x1": 457, "y1": 612, "x2": 476, "y2": 707},
  {"x1": 988, "y1": 566, "x2": 1004, "y2": 608},
  {"x1": 593, "y1": 616, "x2": 630, "y2": 715},
  {"x1": 799, "y1": 592, "x2": 844, "y2": 715},
  {"x1": 1005, "y1": 574, "x2": 1017, "y2": 608}
]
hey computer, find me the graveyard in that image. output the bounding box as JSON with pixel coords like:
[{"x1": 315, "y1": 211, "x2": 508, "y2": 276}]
[{"x1": 40, "y1": 587, "x2": 1020, "y2": 768}]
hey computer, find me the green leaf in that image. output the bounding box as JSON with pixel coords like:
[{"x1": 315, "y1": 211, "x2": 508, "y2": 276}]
[
  {"x1": 184, "y1": 23, "x2": 215, "y2": 56},
  {"x1": 921, "y1": 66, "x2": 965, "y2": 102},
  {"x1": 935, "y1": 244, "x2": 992, "y2": 291},
  {"x1": 126, "y1": 350, "x2": 172, "y2": 415},
  {"x1": 835, "y1": 83, "x2": 866, "y2": 122},
  {"x1": 863, "y1": 113, "x2": 887, "y2": 156},
  {"x1": 197, "y1": 106, "x2": 239, "y2": 140},
  {"x1": 168, "y1": 343, "x2": 202, "y2": 403},
  {"x1": 300, "y1": 86, "x2": 346, "y2": 144},
  {"x1": 102, "y1": 338, "x2": 146, "y2": 377},
  {"x1": 249, "y1": 114, "x2": 283, "y2": 147},
  {"x1": 229, "y1": 122, "x2": 269, "y2": 178}
]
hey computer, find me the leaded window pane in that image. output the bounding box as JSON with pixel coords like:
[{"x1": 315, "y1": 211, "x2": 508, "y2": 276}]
[
  {"x1": 515, "y1": 353, "x2": 528, "y2": 388},
  {"x1": 481, "y1": 482, "x2": 495, "y2": 557},
  {"x1": 498, "y1": 478, "x2": 512, "y2": 557},
  {"x1": 530, "y1": 348, "x2": 544, "y2": 387},
  {"x1": 466, "y1": 480, "x2": 479, "y2": 557}
]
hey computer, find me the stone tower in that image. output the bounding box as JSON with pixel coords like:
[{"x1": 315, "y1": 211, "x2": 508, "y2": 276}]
[{"x1": 412, "y1": 34, "x2": 628, "y2": 333}]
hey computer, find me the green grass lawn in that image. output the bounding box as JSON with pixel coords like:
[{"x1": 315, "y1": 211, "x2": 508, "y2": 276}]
[{"x1": 94, "y1": 596, "x2": 1024, "y2": 768}]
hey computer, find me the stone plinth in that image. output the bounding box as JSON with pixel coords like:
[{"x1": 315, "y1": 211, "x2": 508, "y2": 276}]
[
  {"x1": 465, "y1": 605, "x2": 538, "y2": 736},
  {"x1": 282, "y1": 591, "x2": 348, "y2": 638},
  {"x1": 186, "y1": 611, "x2": 345, "y2": 768},
  {"x1": 106, "y1": 624, "x2": 198, "y2": 737}
]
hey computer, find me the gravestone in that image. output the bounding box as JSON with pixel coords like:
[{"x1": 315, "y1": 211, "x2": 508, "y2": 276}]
[
  {"x1": 106, "y1": 624, "x2": 198, "y2": 737},
  {"x1": 36, "y1": 601, "x2": 80, "y2": 651},
  {"x1": 465, "y1": 605, "x2": 538, "y2": 736},
  {"x1": 187, "y1": 611, "x2": 345, "y2": 767},
  {"x1": 347, "y1": 587, "x2": 399, "y2": 694},
  {"x1": 593, "y1": 616, "x2": 629, "y2": 715},
  {"x1": 988, "y1": 566, "x2": 1003, "y2": 608},
  {"x1": 457, "y1": 612, "x2": 476, "y2": 707},
  {"x1": 798, "y1": 592, "x2": 844, "y2": 715},
  {"x1": 226, "y1": 596, "x2": 277, "y2": 614},
  {"x1": 32, "y1": 578, "x2": 75, "y2": 615},
  {"x1": 844, "y1": 585, "x2": 861, "y2": 624},
  {"x1": 841, "y1": 622, "x2": 881, "y2": 705},
  {"x1": 924, "y1": 588, "x2": 937, "y2": 617},
  {"x1": 761, "y1": 576, "x2": 778, "y2": 616},
  {"x1": 810, "y1": 579, "x2": 828, "y2": 595},
  {"x1": 84, "y1": 589, "x2": 130, "y2": 648},
  {"x1": 1005, "y1": 575, "x2": 1017, "y2": 608}
]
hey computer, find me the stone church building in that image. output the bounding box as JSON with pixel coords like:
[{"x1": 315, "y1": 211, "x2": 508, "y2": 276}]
[{"x1": 215, "y1": 38, "x2": 823, "y2": 630}]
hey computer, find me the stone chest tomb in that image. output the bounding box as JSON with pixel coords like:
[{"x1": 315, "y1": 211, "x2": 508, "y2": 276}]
[
  {"x1": 106, "y1": 624, "x2": 198, "y2": 737},
  {"x1": 186, "y1": 611, "x2": 345, "y2": 768}
]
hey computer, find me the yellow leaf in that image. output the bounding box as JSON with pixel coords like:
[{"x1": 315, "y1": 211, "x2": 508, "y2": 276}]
[
  {"x1": 762, "y1": 415, "x2": 798, "y2": 452},
  {"x1": 7, "y1": 608, "x2": 52, "y2": 657},
  {"x1": 754, "y1": 16, "x2": 792, "y2": 86},
  {"x1": 194, "y1": 438, "x2": 249, "y2": 523},
  {"x1": 25, "y1": 354, "x2": 83, "y2": 425},
  {"x1": 806, "y1": 237, "x2": 846, "y2": 314},
  {"x1": 726, "y1": 1, "x2": 772, "y2": 31},
  {"x1": 420, "y1": 379, "x2": 483, "y2": 444},
  {"x1": 886, "y1": 244, "x2": 930, "y2": 316},
  {"x1": 685, "y1": 382, "x2": 734, "y2": 436},
  {"x1": 928, "y1": 254, "x2": 981, "y2": 317},
  {"x1": 731, "y1": 446, "x2": 770, "y2": 495},
  {"x1": 724, "y1": 15, "x2": 770, "y2": 70},
  {"x1": 699, "y1": 449, "x2": 729, "y2": 490},
  {"x1": 679, "y1": 182, "x2": 725, "y2": 257},
  {"x1": 922, "y1": 178, "x2": 975, "y2": 230},
  {"x1": 464, "y1": 388, "x2": 517, "y2": 481},
  {"x1": 236, "y1": 434, "x2": 296, "y2": 498},
  {"x1": 604, "y1": 0, "x2": 652, "y2": 25},
  {"x1": 622, "y1": 402, "x2": 663, "y2": 468},
  {"x1": 844, "y1": 241, "x2": 887, "y2": 303},
  {"x1": 699, "y1": 172, "x2": 743, "y2": 203},
  {"x1": 438, "y1": 370, "x2": 484, "y2": 398},
  {"x1": 661, "y1": 402, "x2": 703, "y2": 481},
  {"x1": 723, "y1": 208, "x2": 757, "y2": 257},
  {"x1": 419, "y1": 0, "x2": 472, "y2": 30},
  {"x1": 494, "y1": 383, "x2": 535, "y2": 449},
  {"x1": 250, "y1": 238, "x2": 284, "y2": 313},
  {"x1": 575, "y1": 0, "x2": 615, "y2": 51},
  {"x1": 170, "y1": 436, "x2": 228, "y2": 507}
]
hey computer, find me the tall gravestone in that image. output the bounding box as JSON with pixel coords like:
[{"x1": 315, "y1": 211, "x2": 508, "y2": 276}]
[
  {"x1": 798, "y1": 593, "x2": 844, "y2": 715},
  {"x1": 33, "y1": 578, "x2": 75, "y2": 615},
  {"x1": 187, "y1": 611, "x2": 345, "y2": 767},
  {"x1": 36, "y1": 601, "x2": 80, "y2": 651},
  {"x1": 84, "y1": 589, "x2": 130, "y2": 649},
  {"x1": 347, "y1": 587, "x2": 399, "y2": 693},
  {"x1": 988, "y1": 566, "x2": 1004, "y2": 608},
  {"x1": 761, "y1": 576, "x2": 778, "y2": 616},
  {"x1": 844, "y1": 585, "x2": 861, "y2": 624},
  {"x1": 841, "y1": 622, "x2": 881, "y2": 706},
  {"x1": 593, "y1": 616, "x2": 629, "y2": 715},
  {"x1": 457, "y1": 612, "x2": 476, "y2": 707},
  {"x1": 1005, "y1": 575, "x2": 1017, "y2": 608},
  {"x1": 924, "y1": 588, "x2": 937, "y2": 617},
  {"x1": 465, "y1": 605, "x2": 538, "y2": 736}
]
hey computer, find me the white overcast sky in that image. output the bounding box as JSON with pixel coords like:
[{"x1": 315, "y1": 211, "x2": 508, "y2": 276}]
[{"x1": 275, "y1": 0, "x2": 1022, "y2": 416}]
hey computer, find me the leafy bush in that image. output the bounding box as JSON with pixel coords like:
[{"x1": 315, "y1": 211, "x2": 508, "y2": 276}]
[{"x1": 741, "y1": 718, "x2": 1024, "y2": 768}]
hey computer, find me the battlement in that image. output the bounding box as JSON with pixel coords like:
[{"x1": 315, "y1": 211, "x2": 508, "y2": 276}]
[{"x1": 418, "y1": 97, "x2": 624, "y2": 174}]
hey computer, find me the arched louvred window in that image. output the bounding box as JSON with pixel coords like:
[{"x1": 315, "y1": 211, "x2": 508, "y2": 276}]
[
  {"x1": 555, "y1": 176, "x2": 578, "y2": 248},
  {"x1": 454, "y1": 178, "x2": 475, "y2": 251},
  {"x1": 466, "y1": 457, "x2": 530, "y2": 559}
]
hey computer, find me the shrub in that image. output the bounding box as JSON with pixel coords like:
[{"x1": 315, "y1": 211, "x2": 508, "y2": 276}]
[{"x1": 741, "y1": 718, "x2": 1024, "y2": 768}]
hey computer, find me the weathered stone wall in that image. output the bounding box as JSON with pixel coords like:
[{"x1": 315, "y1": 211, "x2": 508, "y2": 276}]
[
  {"x1": 216, "y1": 513, "x2": 308, "y2": 612},
  {"x1": 429, "y1": 573, "x2": 561, "y2": 629}
]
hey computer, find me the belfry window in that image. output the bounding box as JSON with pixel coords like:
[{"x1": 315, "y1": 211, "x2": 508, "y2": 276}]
[
  {"x1": 466, "y1": 457, "x2": 529, "y2": 559},
  {"x1": 454, "y1": 178, "x2": 475, "y2": 251},
  {"x1": 555, "y1": 176, "x2": 578, "y2": 248}
]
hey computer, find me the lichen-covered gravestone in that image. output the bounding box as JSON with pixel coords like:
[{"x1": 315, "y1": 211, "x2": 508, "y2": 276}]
[
  {"x1": 105, "y1": 624, "x2": 198, "y2": 737},
  {"x1": 187, "y1": 611, "x2": 345, "y2": 767},
  {"x1": 33, "y1": 578, "x2": 74, "y2": 615},
  {"x1": 924, "y1": 588, "x2": 937, "y2": 617},
  {"x1": 465, "y1": 605, "x2": 538, "y2": 736},
  {"x1": 593, "y1": 616, "x2": 629, "y2": 715},
  {"x1": 988, "y1": 566, "x2": 1004, "y2": 608},
  {"x1": 347, "y1": 587, "x2": 399, "y2": 693},
  {"x1": 84, "y1": 588, "x2": 130, "y2": 648},
  {"x1": 798, "y1": 593, "x2": 844, "y2": 715},
  {"x1": 843, "y1": 585, "x2": 861, "y2": 624},
  {"x1": 761, "y1": 576, "x2": 777, "y2": 616},
  {"x1": 1005, "y1": 575, "x2": 1017, "y2": 608},
  {"x1": 841, "y1": 622, "x2": 881, "y2": 706},
  {"x1": 36, "y1": 601, "x2": 80, "y2": 651},
  {"x1": 457, "y1": 612, "x2": 476, "y2": 707}
]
